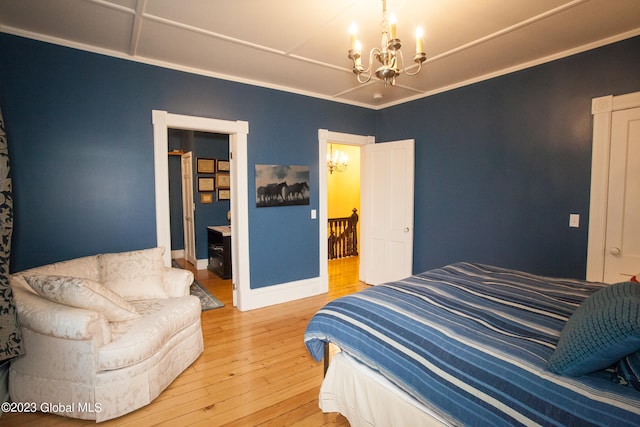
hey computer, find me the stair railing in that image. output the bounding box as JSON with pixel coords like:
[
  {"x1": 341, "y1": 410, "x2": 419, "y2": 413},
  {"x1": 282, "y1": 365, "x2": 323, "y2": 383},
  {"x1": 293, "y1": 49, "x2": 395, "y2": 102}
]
[{"x1": 328, "y1": 208, "x2": 359, "y2": 259}]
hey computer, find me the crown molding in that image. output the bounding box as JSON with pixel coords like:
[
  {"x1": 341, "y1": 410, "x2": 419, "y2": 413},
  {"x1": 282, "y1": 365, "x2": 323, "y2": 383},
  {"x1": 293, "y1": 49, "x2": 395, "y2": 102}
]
[{"x1": 2, "y1": 25, "x2": 639, "y2": 111}]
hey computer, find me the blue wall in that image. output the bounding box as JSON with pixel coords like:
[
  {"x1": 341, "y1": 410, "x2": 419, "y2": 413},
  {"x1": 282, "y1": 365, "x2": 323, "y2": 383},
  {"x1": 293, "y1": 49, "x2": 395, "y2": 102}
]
[
  {"x1": 377, "y1": 36, "x2": 640, "y2": 278},
  {"x1": 0, "y1": 33, "x2": 375, "y2": 289},
  {"x1": 0, "y1": 32, "x2": 638, "y2": 286}
]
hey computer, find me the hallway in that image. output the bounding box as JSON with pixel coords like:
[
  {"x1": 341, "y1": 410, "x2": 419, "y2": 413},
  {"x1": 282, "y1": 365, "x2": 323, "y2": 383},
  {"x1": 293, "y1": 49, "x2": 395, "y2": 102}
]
[{"x1": 327, "y1": 255, "x2": 365, "y2": 297}]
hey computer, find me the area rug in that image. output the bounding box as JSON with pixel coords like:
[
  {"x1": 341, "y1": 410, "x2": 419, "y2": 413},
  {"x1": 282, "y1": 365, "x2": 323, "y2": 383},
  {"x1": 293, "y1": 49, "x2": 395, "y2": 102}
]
[
  {"x1": 172, "y1": 260, "x2": 224, "y2": 311},
  {"x1": 190, "y1": 280, "x2": 224, "y2": 311}
]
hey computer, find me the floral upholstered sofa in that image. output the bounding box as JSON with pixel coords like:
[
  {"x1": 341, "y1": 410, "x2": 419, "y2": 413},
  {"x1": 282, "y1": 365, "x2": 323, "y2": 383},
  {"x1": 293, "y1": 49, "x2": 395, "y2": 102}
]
[{"x1": 8, "y1": 247, "x2": 204, "y2": 422}]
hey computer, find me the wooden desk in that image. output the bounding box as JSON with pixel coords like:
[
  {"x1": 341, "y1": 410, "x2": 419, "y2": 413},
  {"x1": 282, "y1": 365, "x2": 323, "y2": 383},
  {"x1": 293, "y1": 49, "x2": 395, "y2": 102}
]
[{"x1": 207, "y1": 225, "x2": 231, "y2": 279}]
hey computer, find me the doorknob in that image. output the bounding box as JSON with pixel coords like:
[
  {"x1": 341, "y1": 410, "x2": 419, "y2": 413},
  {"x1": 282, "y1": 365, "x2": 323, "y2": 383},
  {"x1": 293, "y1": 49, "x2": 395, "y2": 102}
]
[
  {"x1": 609, "y1": 247, "x2": 621, "y2": 256},
  {"x1": 404, "y1": 227, "x2": 410, "y2": 233}
]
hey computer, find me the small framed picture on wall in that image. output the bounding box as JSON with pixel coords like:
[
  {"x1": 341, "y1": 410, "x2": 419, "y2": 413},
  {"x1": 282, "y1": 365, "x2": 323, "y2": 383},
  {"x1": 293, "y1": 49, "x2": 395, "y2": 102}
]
[
  {"x1": 200, "y1": 193, "x2": 213, "y2": 204},
  {"x1": 197, "y1": 177, "x2": 214, "y2": 192},
  {"x1": 217, "y1": 160, "x2": 230, "y2": 172},
  {"x1": 197, "y1": 158, "x2": 215, "y2": 174},
  {"x1": 217, "y1": 189, "x2": 231, "y2": 201},
  {"x1": 217, "y1": 173, "x2": 230, "y2": 189}
]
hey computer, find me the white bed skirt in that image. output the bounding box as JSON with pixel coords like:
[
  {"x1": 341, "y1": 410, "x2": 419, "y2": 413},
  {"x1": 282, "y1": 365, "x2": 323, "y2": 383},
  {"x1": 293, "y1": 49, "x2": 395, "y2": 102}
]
[{"x1": 319, "y1": 352, "x2": 453, "y2": 427}]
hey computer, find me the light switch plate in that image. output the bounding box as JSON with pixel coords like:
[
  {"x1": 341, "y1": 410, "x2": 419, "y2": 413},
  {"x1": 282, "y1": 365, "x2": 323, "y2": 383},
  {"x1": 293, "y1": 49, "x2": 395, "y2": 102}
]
[
  {"x1": 311, "y1": 209, "x2": 317, "y2": 219},
  {"x1": 569, "y1": 213, "x2": 580, "y2": 228}
]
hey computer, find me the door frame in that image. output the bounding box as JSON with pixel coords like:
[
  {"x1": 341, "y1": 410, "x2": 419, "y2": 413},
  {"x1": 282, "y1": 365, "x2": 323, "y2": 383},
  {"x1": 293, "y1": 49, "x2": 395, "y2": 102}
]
[
  {"x1": 318, "y1": 130, "x2": 374, "y2": 290},
  {"x1": 153, "y1": 110, "x2": 249, "y2": 309},
  {"x1": 587, "y1": 91, "x2": 640, "y2": 282}
]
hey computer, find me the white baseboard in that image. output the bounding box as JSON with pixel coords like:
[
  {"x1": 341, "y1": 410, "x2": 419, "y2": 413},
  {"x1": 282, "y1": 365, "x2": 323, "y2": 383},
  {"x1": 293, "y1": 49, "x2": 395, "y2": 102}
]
[
  {"x1": 238, "y1": 276, "x2": 328, "y2": 311},
  {"x1": 171, "y1": 249, "x2": 184, "y2": 259},
  {"x1": 172, "y1": 256, "x2": 329, "y2": 312},
  {"x1": 170, "y1": 254, "x2": 207, "y2": 271}
]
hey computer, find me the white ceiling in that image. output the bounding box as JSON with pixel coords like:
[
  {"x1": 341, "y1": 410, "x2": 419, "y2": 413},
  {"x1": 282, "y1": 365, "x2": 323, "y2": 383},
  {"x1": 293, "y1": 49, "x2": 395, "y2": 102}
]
[{"x1": 1, "y1": 0, "x2": 639, "y2": 109}]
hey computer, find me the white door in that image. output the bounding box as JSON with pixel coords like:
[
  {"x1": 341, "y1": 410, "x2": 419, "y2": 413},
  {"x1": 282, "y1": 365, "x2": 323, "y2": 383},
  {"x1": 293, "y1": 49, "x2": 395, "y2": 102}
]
[
  {"x1": 603, "y1": 107, "x2": 640, "y2": 282},
  {"x1": 181, "y1": 152, "x2": 196, "y2": 265},
  {"x1": 361, "y1": 139, "x2": 414, "y2": 285}
]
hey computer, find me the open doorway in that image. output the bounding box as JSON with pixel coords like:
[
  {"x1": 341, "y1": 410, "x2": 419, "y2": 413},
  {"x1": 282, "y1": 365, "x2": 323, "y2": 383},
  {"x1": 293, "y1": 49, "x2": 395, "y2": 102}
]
[
  {"x1": 167, "y1": 129, "x2": 230, "y2": 271},
  {"x1": 153, "y1": 111, "x2": 250, "y2": 310},
  {"x1": 319, "y1": 130, "x2": 415, "y2": 290},
  {"x1": 327, "y1": 143, "x2": 361, "y2": 292},
  {"x1": 318, "y1": 130, "x2": 373, "y2": 294}
]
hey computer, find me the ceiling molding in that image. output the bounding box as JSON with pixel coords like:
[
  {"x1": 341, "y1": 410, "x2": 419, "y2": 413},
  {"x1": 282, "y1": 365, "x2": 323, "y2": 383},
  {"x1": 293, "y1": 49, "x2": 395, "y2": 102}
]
[
  {"x1": 426, "y1": 0, "x2": 589, "y2": 65},
  {"x1": 373, "y1": 27, "x2": 640, "y2": 110},
  {"x1": 0, "y1": 25, "x2": 375, "y2": 110},
  {"x1": 128, "y1": 0, "x2": 147, "y2": 56},
  {"x1": 2, "y1": 0, "x2": 639, "y2": 110}
]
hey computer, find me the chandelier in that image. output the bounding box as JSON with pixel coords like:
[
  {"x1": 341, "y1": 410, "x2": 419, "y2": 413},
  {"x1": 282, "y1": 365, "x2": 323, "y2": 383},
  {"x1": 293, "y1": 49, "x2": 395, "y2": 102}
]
[
  {"x1": 327, "y1": 144, "x2": 348, "y2": 174},
  {"x1": 348, "y1": 0, "x2": 426, "y2": 87}
]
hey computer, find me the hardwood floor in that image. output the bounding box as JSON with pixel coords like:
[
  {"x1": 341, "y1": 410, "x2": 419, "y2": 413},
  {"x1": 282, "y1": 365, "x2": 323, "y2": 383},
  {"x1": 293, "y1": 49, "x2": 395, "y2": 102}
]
[{"x1": 2, "y1": 257, "x2": 367, "y2": 426}]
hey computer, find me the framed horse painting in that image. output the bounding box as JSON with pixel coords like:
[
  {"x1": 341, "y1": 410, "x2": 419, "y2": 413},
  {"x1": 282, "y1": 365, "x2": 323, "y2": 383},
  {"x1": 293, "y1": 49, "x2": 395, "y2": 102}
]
[{"x1": 255, "y1": 164, "x2": 310, "y2": 207}]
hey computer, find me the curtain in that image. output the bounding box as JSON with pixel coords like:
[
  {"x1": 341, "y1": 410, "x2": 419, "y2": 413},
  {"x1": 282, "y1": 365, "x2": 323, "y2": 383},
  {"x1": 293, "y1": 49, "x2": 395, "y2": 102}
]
[{"x1": 0, "y1": 107, "x2": 22, "y2": 363}]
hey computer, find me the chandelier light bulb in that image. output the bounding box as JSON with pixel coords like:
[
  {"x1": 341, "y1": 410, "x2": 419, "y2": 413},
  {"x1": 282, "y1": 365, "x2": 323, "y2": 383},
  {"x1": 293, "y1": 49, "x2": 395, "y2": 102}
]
[
  {"x1": 350, "y1": 22, "x2": 358, "y2": 50},
  {"x1": 415, "y1": 27, "x2": 424, "y2": 54},
  {"x1": 389, "y1": 13, "x2": 397, "y2": 39},
  {"x1": 333, "y1": 150, "x2": 347, "y2": 164}
]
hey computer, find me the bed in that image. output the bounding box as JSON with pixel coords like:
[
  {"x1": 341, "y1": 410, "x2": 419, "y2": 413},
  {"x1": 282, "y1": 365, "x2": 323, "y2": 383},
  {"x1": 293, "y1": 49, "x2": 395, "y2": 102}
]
[{"x1": 304, "y1": 262, "x2": 640, "y2": 426}]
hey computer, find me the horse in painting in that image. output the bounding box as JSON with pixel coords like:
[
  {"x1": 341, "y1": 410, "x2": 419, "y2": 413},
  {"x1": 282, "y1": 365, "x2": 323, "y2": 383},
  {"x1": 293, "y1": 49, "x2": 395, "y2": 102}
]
[{"x1": 284, "y1": 182, "x2": 309, "y2": 201}]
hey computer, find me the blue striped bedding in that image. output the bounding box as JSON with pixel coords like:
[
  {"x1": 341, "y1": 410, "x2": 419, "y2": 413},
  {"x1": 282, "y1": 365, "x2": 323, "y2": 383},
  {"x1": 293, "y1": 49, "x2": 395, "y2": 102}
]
[{"x1": 304, "y1": 262, "x2": 640, "y2": 426}]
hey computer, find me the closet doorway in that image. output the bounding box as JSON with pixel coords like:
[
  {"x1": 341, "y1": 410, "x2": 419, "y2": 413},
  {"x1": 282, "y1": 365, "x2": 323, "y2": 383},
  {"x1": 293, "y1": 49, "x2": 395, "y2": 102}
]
[{"x1": 588, "y1": 91, "x2": 640, "y2": 283}]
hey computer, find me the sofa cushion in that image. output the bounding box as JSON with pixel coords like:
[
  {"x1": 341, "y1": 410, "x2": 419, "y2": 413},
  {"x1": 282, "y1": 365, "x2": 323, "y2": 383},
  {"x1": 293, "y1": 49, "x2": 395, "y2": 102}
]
[
  {"x1": 24, "y1": 275, "x2": 140, "y2": 322},
  {"x1": 98, "y1": 296, "x2": 201, "y2": 370},
  {"x1": 99, "y1": 247, "x2": 167, "y2": 301},
  {"x1": 19, "y1": 255, "x2": 101, "y2": 284}
]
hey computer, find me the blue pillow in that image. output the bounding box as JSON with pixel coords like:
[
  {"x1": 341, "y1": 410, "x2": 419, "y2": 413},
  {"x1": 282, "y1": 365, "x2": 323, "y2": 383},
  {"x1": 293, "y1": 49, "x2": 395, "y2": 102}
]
[
  {"x1": 613, "y1": 350, "x2": 640, "y2": 391},
  {"x1": 548, "y1": 281, "x2": 640, "y2": 376}
]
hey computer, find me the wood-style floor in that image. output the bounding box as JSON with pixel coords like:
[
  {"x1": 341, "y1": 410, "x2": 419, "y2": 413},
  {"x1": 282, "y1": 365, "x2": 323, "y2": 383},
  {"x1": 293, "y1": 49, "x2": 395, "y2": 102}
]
[{"x1": 2, "y1": 257, "x2": 367, "y2": 426}]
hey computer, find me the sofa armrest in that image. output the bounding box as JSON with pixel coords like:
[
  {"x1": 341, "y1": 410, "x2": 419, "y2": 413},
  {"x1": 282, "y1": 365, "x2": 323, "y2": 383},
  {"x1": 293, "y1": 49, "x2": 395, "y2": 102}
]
[
  {"x1": 164, "y1": 267, "x2": 194, "y2": 297},
  {"x1": 12, "y1": 286, "x2": 111, "y2": 343}
]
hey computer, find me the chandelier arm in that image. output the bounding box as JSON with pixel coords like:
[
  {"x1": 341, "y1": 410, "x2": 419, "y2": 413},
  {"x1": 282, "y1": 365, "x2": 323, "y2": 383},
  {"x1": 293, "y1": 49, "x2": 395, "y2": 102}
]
[
  {"x1": 403, "y1": 58, "x2": 425, "y2": 76},
  {"x1": 371, "y1": 47, "x2": 382, "y2": 64},
  {"x1": 355, "y1": 47, "x2": 382, "y2": 84},
  {"x1": 396, "y1": 49, "x2": 426, "y2": 76},
  {"x1": 403, "y1": 62, "x2": 423, "y2": 76},
  {"x1": 395, "y1": 48, "x2": 405, "y2": 73},
  {"x1": 356, "y1": 72, "x2": 373, "y2": 84}
]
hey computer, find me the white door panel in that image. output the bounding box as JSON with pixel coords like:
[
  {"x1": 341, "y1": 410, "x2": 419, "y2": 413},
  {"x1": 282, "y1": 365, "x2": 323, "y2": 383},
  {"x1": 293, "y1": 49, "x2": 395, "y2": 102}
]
[
  {"x1": 362, "y1": 139, "x2": 414, "y2": 285},
  {"x1": 604, "y1": 107, "x2": 640, "y2": 282},
  {"x1": 181, "y1": 152, "x2": 196, "y2": 265}
]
